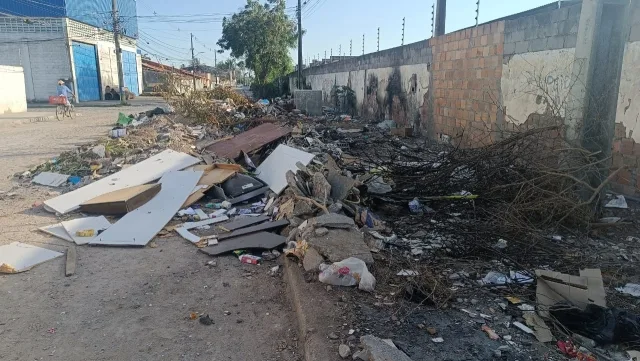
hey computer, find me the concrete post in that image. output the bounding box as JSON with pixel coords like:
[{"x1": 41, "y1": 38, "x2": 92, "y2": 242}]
[
  {"x1": 435, "y1": 0, "x2": 446, "y2": 36},
  {"x1": 565, "y1": 0, "x2": 603, "y2": 142}
]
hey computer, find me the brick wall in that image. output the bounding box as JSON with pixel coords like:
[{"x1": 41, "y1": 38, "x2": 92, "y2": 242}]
[
  {"x1": 503, "y1": 3, "x2": 581, "y2": 56},
  {"x1": 430, "y1": 22, "x2": 505, "y2": 146}
]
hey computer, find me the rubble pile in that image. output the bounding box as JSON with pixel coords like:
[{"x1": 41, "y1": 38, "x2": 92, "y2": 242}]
[{"x1": 7, "y1": 86, "x2": 640, "y2": 361}]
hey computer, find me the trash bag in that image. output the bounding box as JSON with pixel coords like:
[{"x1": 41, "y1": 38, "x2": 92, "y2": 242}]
[
  {"x1": 319, "y1": 257, "x2": 375, "y2": 292},
  {"x1": 550, "y1": 302, "x2": 640, "y2": 345}
]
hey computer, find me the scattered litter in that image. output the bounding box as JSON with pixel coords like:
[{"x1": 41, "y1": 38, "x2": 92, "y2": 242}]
[
  {"x1": 512, "y1": 322, "x2": 534, "y2": 335},
  {"x1": 397, "y1": 270, "x2": 419, "y2": 276},
  {"x1": 32, "y1": 172, "x2": 69, "y2": 187},
  {"x1": 481, "y1": 325, "x2": 500, "y2": 340},
  {"x1": 616, "y1": 283, "x2": 640, "y2": 297},
  {"x1": 0, "y1": 242, "x2": 64, "y2": 273},
  {"x1": 194, "y1": 208, "x2": 209, "y2": 220},
  {"x1": 199, "y1": 314, "x2": 214, "y2": 326},
  {"x1": 605, "y1": 195, "x2": 628, "y2": 209},
  {"x1": 535, "y1": 268, "x2": 605, "y2": 317},
  {"x1": 239, "y1": 254, "x2": 261, "y2": 265},
  {"x1": 200, "y1": 232, "x2": 286, "y2": 256},
  {"x1": 61, "y1": 216, "x2": 111, "y2": 245},
  {"x1": 319, "y1": 257, "x2": 376, "y2": 292},
  {"x1": 431, "y1": 337, "x2": 444, "y2": 343}
]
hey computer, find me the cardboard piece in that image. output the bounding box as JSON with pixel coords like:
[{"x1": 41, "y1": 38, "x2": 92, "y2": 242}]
[
  {"x1": 255, "y1": 144, "x2": 315, "y2": 194},
  {"x1": 79, "y1": 184, "x2": 161, "y2": 215},
  {"x1": 217, "y1": 219, "x2": 289, "y2": 241},
  {"x1": 32, "y1": 172, "x2": 69, "y2": 187},
  {"x1": 523, "y1": 312, "x2": 554, "y2": 343},
  {"x1": 44, "y1": 150, "x2": 200, "y2": 215},
  {"x1": 535, "y1": 268, "x2": 606, "y2": 317},
  {"x1": 39, "y1": 223, "x2": 74, "y2": 242},
  {"x1": 61, "y1": 216, "x2": 112, "y2": 245},
  {"x1": 182, "y1": 163, "x2": 242, "y2": 208},
  {"x1": 199, "y1": 231, "x2": 287, "y2": 256},
  {"x1": 90, "y1": 171, "x2": 203, "y2": 246},
  {"x1": 0, "y1": 242, "x2": 64, "y2": 273}
]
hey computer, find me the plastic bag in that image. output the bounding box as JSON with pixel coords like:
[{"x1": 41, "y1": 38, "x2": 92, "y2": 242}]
[{"x1": 319, "y1": 257, "x2": 375, "y2": 292}]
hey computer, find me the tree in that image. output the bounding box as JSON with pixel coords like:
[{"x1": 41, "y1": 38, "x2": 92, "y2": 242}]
[{"x1": 217, "y1": 0, "x2": 297, "y2": 85}]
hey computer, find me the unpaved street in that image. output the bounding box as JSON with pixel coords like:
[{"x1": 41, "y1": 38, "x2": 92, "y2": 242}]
[{"x1": 0, "y1": 102, "x2": 300, "y2": 361}]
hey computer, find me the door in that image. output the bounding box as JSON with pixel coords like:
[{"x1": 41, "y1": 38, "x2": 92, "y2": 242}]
[
  {"x1": 72, "y1": 42, "x2": 100, "y2": 101},
  {"x1": 122, "y1": 51, "x2": 139, "y2": 95}
]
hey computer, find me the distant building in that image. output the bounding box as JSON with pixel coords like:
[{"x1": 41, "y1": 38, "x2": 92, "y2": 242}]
[
  {"x1": 0, "y1": 0, "x2": 141, "y2": 102},
  {"x1": 142, "y1": 59, "x2": 211, "y2": 93}
]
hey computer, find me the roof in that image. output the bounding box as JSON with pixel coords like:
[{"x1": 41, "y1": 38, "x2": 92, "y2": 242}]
[{"x1": 142, "y1": 59, "x2": 209, "y2": 81}]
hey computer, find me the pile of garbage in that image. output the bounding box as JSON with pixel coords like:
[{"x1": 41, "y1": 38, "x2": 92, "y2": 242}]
[{"x1": 6, "y1": 86, "x2": 640, "y2": 361}]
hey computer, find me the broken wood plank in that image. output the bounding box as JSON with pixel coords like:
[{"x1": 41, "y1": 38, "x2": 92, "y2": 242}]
[
  {"x1": 206, "y1": 123, "x2": 291, "y2": 159},
  {"x1": 90, "y1": 171, "x2": 202, "y2": 247},
  {"x1": 216, "y1": 215, "x2": 270, "y2": 232},
  {"x1": 217, "y1": 219, "x2": 289, "y2": 241},
  {"x1": 65, "y1": 246, "x2": 76, "y2": 276},
  {"x1": 199, "y1": 232, "x2": 287, "y2": 256}
]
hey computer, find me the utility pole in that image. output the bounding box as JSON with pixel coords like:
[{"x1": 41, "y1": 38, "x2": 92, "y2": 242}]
[
  {"x1": 297, "y1": 0, "x2": 302, "y2": 89},
  {"x1": 402, "y1": 17, "x2": 405, "y2": 45},
  {"x1": 339, "y1": 44, "x2": 341, "y2": 56},
  {"x1": 377, "y1": 27, "x2": 380, "y2": 51},
  {"x1": 435, "y1": 0, "x2": 446, "y2": 36},
  {"x1": 111, "y1": 0, "x2": 126, "y2": 104},
  {"x1": 190, "y1": 33, "x2": 196, "y2": 91},
  {"x1": 214, "y1": 50, "x2": 217, "y2": 68},
  {"x1": 350, "y1": 40, "x2": 352, "y2": 56},
  {"x1": 362, "y1": 34, "x2": 365, "y2": 55},
  {"x1": 475, "y1": 0, "x2": 480, "y2": 27}
]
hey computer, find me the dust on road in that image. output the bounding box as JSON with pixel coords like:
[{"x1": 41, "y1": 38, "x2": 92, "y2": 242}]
[{"x1": 0, "y1": 101, "x2": 300, "y2": 361}]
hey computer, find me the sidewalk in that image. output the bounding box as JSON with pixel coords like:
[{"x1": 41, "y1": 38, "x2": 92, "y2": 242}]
[
  {"x1": 0, "y1": 109, "x2": 57, "y2": 124},
  {"x1": 27, "y1": 96, "x2": 166, "y2": 109}
]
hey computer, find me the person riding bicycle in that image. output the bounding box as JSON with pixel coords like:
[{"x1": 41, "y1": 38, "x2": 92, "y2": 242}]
[{"x1": 56, "y1": 80, "x2": 74, "y2": 106}]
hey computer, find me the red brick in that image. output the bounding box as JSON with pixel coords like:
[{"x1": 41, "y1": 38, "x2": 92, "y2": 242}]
[
  {"x1": 480, "y1": 35, "x2": 489, "y2": 46},
  {"x1": 498, "y1": 21, "x2": 505, "y2": 32},
  {"x1": 622, "y1": 138, "x2": 635, "y2": 155}
]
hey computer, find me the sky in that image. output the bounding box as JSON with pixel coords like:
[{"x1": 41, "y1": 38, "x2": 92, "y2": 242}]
[{"x1": 134, "y1": 0, "x2": 555, "y2": 68}]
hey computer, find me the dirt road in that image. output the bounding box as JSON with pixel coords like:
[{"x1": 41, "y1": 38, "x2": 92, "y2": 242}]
[{"x1": 0, "y1": 101, "x2": 300, "y2": 361}]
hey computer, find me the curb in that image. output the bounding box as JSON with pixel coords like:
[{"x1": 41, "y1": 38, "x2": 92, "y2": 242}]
[
  {"x1": 9, "y1": 115, "x2": 57, "y2": 125},
  {"x1": 283, "y1": 258, "x2": 342, "y2": 361}
]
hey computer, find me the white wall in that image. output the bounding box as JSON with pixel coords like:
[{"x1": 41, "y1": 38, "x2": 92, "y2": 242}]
[
  {"x1": 615, "y1": 41, "x2": 640, "y2": 142},
  {"x1": 304, "y1": 63, "x2": 430, "y2": 126},
  {"x1": 0, "y1": 65, "x2": 27, "y2": 114},
  {"x1": 501, "y1": 48, "x2": 576, "y2": 125},
  {"x1": 0, "y1": 34, "x2": 72, "y2": 102}
]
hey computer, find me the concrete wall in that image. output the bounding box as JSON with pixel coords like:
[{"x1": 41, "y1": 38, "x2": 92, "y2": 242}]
[
  {"x1": 0, "y1": 18, "x2": 72, "y2": 101},
  {"x1": 294, "y1": 41, "x2": 433, "y2": 129},
  {"x1": 500, "y1": 4, "x2": 581, "y2": 126},
  {"x1": 0, "y1": 65, "x2": 28, "y2": 114}
]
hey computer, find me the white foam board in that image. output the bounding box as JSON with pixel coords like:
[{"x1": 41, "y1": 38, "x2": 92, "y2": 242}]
[
  {"x1": 33, "y1": 172, "x2": 69, "y2": 187},
  {"x1": 39, "y1": 223, "x2": 74, "y2": 242},
  {"x1": 255, "y1": 144, "x2": 314, "y2": 194},
  {"x1": 175, "y1": 227, "x2": 201, "y2": 244},
  {"x1": 61, "y1": 216, "x2": 111, "y2": 245},
  {"x1": 0, "y1": 242, "x2": 64, "y2": 273},
  {"x1": 44, "y1": 150, "x2": 200, "y2": 215},
  {"x1": 181, "y1": 215, "x2": 229, "y2": 230},
  {"x1": 89, "y1": 171, "x2": 203, "y2": 246}
]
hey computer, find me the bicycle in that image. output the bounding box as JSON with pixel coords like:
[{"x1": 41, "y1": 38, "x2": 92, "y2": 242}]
[{"x1": 49, "y1": 96, "x2": 75, "y2": 120}]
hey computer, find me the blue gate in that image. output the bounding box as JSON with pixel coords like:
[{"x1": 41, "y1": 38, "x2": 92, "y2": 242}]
[
  {"x1": 71, "y1": 42, "x2": 100, "y2": 101},
  {"x1": 122, "y1": 51, "x2": 139, "y2": 95}
]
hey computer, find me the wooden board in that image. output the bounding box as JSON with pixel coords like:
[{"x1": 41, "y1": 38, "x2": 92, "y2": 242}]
[
  {"x1": 89, "y1": 171, "x2": 203, "y2": 246},
  {"x1": 39, "y1": 223, "x2": 73, "y2": 242},
  {"x1": 65, "y1": 246, "x2": 76, "y2": 276},
  {"x1": 255, "y1": 144, "x2": 314, "y2": 194},
  {"x1": 61, "y1": 216, "x2": 111, "y2": 245},
  {"x1": 44, "y1": 150, "x2": 200, "y2": 215},
  {"x1": 0, "y1": 242, "x2": 64, "y2": 273},
  {"x1": 79, "y1": 184, "x2": 161, "y2": 215},
  {"x1": 206, "y1": 123, "x2": 291, "y2": 159},
  {"x1": 216, "y1": 215, "x2": 270, "y2": 232},
  {"x1": 217, "y1": 219, "x2": 289, "y2": 241},
  {"x1": 199, "y1": 232, "x2": 287, "y2": 256}
]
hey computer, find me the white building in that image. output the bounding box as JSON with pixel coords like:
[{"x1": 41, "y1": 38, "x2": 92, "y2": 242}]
[{"x1": 0, "y1": 17, "x2": 142, "y2": 102}]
